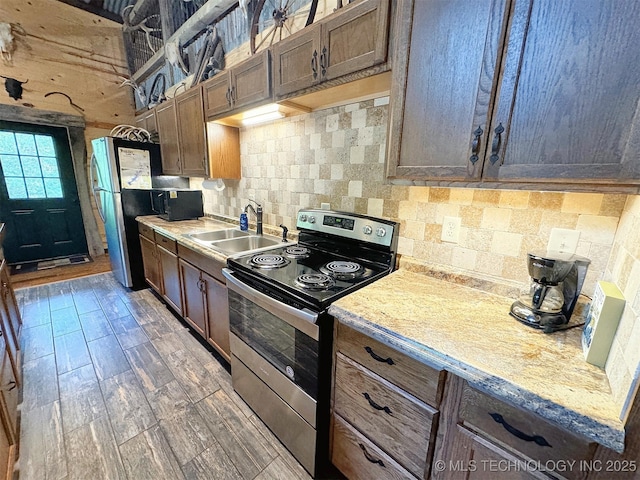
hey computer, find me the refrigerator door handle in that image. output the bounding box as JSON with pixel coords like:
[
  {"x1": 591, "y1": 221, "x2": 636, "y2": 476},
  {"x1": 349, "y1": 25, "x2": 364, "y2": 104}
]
[{"x1": 90, "y1": 153, "x2": 107, "y2": 223}]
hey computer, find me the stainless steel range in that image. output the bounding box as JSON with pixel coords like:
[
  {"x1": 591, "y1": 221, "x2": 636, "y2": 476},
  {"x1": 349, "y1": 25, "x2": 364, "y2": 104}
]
[{"x1": 222, "y1": 209, "x2": 398, "y2": 478}]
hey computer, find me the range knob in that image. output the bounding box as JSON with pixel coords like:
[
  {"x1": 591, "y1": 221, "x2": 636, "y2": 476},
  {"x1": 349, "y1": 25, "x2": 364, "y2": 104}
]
[
  {"x1": 362, "y1": 225, "x2": 373, "y2": 235},
  {"x1": 300, "y1": 214, "x2": 308, "y2": 222},
  {"x1": 308, "y1": 216, "x2": 316, "y2": 224},
  {"x1": 376, "y1": 227, "x2": 386, "y2": 237}
]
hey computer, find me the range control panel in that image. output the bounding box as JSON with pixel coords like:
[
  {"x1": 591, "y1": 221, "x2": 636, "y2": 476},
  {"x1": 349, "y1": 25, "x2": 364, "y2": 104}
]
[{"x1": 297, "y1": 209, "x2": 396, "y2": 248}]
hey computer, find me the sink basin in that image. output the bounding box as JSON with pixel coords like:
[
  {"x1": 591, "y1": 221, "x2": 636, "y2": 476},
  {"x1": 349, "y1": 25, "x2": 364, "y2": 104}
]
[
  {"x1": 188, "y1": 229, "x2": 250, "y2": 242},
  {"x1": 212, "y1": 235, "x2": 282, "y2": 254}
]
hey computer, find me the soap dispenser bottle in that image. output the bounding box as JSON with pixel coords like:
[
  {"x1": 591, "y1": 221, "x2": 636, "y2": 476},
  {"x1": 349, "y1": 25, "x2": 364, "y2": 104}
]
[{"x1": 239, "y1": 211, "x2": 248, "y2": 231}]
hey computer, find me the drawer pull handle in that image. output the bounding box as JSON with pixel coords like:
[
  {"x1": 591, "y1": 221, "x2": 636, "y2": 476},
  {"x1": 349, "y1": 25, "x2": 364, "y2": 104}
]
[
  {"x1": 359, "y1": 443, "x2": 385, "y2": 467},
  {"x1": 363, "y1": 392, "x2": 392, "y2": 415},
  {"x1": 489, "y1": 413, "x2": 552, "y2": 447},
  {"x1": 364, "y1": 346, "x2": 394, "y2": 365},
  {"x1": 3, "y1": 380, "x2": 15, "y2": 392}
]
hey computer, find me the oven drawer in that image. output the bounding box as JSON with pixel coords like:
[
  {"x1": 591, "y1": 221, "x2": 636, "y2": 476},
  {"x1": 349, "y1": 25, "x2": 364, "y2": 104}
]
[
  {"x1": 334, "y1": 352, "x2": 437, "y2": 478},
  {"x1": 459, "y1": 382, "x2": 595, "y2": 469},
  {"x1": 336, "y1": 323, "x2": 444, "y2": 407},
  {"x1": 332, "y1": 413, "x2": 415, "y2": 480},
  {"x1": 154, "y1": 231, "x2": 177, "y2": 254}
]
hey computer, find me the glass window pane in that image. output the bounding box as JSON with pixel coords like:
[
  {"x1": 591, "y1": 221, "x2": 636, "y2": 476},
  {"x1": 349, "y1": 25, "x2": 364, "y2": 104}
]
[
  {"x1": 15, "y1": 133, "x2": 37, "y2": 155},
  {"x1": 5, "y1": 177, "x2": 27, "y2": 199},
  {"x1": 40, "y1": 156, "x2": 60, "y2": 178},
  {"x1": 0, "y1": 131, "x2": 17, "y2": 154},
  {"x1": 35, "y1": 135, "x2": 56, "y2": 156},
  {"x1": 44, "y1": 178, "x2": 63, "y2": 198},
  {"x1": 20, "y1": 156, "x2": 42, "y2": 176},
  {"x1": 0, "y1": 154, "x2": 22, "y2": 176},
  {"x1": 25, "y1": 177, "x2": 46, "y2": 198}
]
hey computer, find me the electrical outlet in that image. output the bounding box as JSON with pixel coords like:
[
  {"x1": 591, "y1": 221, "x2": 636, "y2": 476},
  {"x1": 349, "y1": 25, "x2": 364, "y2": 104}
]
[
  {"x1": 321, "y1": 202, "x2": 330, "y2": 210},
  {"x1": 441, "y1": 216, "x2": 461, "y2": 243},
  {"x1": 548, "y1": 228, "x2": 581, "y2": 253}
]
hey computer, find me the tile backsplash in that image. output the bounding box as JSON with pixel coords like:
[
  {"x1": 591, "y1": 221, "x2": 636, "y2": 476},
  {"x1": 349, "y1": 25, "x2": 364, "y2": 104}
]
[{"x1": 193, "y1": 96, "x2": 639, "y2": 420}]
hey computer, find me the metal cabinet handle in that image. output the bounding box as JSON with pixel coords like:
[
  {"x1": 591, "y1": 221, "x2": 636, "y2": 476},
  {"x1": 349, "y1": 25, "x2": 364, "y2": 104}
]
[
  {"x1": 470, "y1": 125, "x2": 483, "y2": 164},
  {"x1": 320, "y1": 46, "x2": 327, "y2": 77},
  {"x1": 363, "y1": 392, "x2": 392, "y2": 415},
  {"x1": 311, "y1": 50, "x2": 318, "y2": 79},
  {"x1": 359, "y1": 443, "x2": 385, "y2": 467},
  {"x1": 489, "y1": 413, "x2": 552, "y2": 447},
  {"x1": 3, "y1": 380, "x2": 15, "y2": 392},
  {"x1": 230, "y1": 86, "x2": 236, "y2": 103},
  {"x1": 364, "y1": 346, "x2": 394, "y2": 365},
  {"x1": 489, "y1": 123, "x2": 505, "y2": 165},
  {"x1": 225, "y1": 88, "x2": 231, "y2": 106}
]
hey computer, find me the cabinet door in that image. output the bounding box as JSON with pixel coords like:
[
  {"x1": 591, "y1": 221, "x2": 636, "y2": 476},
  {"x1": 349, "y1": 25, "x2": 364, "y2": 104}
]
[
  {"x1": 155, "y1": 99, "x2": 181, "y2": 175},
  {"x1": 176, "y1": 87, "x2": 208, "y2": 177},
  {"x1": 273, "y1": 25, "x2": 321, "y2": 98},
  {"x1": 483, "y1": 0, "x2": 640, "y2": 185},
  {"x1": 0, "y1": 353, "x2": 18, "y2": 444},
  {"x1": 321, "y1": 0, "x2": 389, "y2": 82},
  {"x1": 207, "y1": 123, "x2": 241, "y2": 180},
  {"x1": 231, "y1": 50, "x2": 271, "y2": 112},
  {"x1": 444, "y1": 426, "x2": 548, "y2": 480},
  {"x1": 0, "y1": 260, "x2": 20, "y2": 356},
  {"x1": 203, "y1": 71, "x2": 232, "y2": 118},
  {"x1": 135, "y1": 110, "x2": 157, "y2": 134},
  {"x1": 139, "y1": 235, "x2": 162, "y2": 293},
  {"x1": 386, "y1": 0, "x2": 509, "y2": 182},
  {"x1": 179, "y1": 259, "x2": 207, "y2": 337},
  {"x1": 157, "y1": 245, "x2": 182, "y2": 315},
  {"x1": 202, "y1": 271, "x2": 230, "y2": 362}
]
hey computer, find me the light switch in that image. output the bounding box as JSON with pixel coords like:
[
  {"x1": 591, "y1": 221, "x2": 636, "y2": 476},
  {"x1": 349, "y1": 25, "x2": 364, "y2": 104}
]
[{"x1": 548, "y1": 228, "x2": 580, "y2": 253}]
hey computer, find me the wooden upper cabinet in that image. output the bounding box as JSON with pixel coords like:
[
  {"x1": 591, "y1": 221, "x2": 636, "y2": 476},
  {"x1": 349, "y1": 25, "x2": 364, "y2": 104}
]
[
  {"x1": 207, "y1": 123, "x2": 241, "y2": 179},
  {"x1": 386, "y1": 0, "x2": 508, "y2": 182},
  {"x1": 175, "y1": 87, "x2": 208, "y2": 177},
  {"x1": 135, "y1": 109, "x2": 157, "y2": 134},
  {"x1": 155, "y1": 99, "x2": 181, "y2": 175},
  {"x1": 483, "y1": 0, "x2": 640, "y2": 186},
  {"x1": 273, "y1": 0, "x2": 390, "y2": 99},
  {"x1": 387, "y1": 0, "x2": 640, "y2": 191},
  {"x1": 203, "y1": 50, "x2": 271, "y2": 120}
]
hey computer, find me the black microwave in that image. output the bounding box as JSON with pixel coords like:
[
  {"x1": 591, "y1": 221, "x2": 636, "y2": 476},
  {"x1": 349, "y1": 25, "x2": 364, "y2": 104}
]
[{"x1": 151, "y1": 189, "x2": 204, "y2": 221}]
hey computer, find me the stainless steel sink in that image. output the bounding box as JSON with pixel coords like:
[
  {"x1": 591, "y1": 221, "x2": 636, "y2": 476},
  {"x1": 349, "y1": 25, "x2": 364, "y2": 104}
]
[
  {"x1": 188, "y1": 229, "x2": 250, "y2": 242},
  {"x1": 185, "y1": 228, "x2": 283, "y2": 254},
  {"x1": 211, "y1": 235, "x2": 282, "y2": 254}
]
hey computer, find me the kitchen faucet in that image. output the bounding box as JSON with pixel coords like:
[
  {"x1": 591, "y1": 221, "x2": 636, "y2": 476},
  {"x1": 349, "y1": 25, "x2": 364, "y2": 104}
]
[{"x1": 244, "y1": 200, "x2": 263, "y2": 235}]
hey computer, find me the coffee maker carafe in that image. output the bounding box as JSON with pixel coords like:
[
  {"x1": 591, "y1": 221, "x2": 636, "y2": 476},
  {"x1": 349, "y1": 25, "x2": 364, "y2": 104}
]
[{"x1": 510, "y1": 251, "x2": 590, "y2": 332}]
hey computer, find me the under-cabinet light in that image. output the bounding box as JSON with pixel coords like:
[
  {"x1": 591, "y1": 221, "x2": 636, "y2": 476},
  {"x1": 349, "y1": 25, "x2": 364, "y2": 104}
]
[{"x1": 241, "y1": 104, "x2": 285, "y2": 126}]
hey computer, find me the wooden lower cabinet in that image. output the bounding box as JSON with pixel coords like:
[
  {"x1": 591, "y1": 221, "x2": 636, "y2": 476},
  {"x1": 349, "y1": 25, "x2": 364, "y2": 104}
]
[
  {"x1": 157, "y1": 245, "x2": 182, "y2": 315},
  {"x1": 139, "y1": 234, "x2": 162, "y2": 293},
  {"x1": 332, "y1": 413, "x2": 416, "y2": 480},
  {"x1": 179, "y1": 258, "x2": 207, "y2": 337},
  {"x1": 202, "y1": 271, "x2": 230, "y2": 360},
  {"x1": 445, "y1": 426, "x2": 549, "y2": 480}
]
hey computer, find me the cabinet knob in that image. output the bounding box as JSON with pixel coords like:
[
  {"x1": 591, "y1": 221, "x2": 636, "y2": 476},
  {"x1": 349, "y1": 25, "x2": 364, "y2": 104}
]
[{"x1": 490, "y1": 123, "x2": 505, "y2": 165}]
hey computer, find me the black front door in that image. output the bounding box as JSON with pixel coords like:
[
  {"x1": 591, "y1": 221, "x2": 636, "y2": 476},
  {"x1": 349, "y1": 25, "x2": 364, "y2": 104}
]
[{"x1": 0, "y1": 121, "x2": 88, "y2": 264}]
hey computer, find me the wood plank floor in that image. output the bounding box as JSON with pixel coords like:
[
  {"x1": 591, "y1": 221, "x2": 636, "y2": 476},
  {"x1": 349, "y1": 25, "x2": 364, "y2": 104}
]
[{"x1": 15, "y1": 273, "x2": 314, "y2": 480}]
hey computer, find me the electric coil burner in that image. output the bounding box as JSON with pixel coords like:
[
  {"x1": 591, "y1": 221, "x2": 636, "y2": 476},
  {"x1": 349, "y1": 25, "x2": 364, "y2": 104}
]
[
  {"x1": 249, "y1": 253, "x2": 289, "y2": 269},
  {"x1": 223, "y1": 209, "x2": 398, "y2": 478}
]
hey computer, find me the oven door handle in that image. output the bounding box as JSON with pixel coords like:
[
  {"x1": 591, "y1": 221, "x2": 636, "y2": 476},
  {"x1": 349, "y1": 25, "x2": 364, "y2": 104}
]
[{"x1": 223, "y1": 268, "x2": 320, "y2": 341}]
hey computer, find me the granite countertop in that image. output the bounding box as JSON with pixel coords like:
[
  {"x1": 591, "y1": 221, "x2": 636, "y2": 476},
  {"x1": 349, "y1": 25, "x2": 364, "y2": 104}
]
[
  {"x1": 136, "y1": 215, "x2": 238, "y2": 263},
  {"x1": 328, "y1": 268, "x2": 625, "y2": 454}
]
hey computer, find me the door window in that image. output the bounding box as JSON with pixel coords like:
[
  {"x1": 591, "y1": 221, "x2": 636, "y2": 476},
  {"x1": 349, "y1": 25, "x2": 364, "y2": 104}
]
[{"x1": 0, "y1": 130, "x2": 63, "y2": 199}]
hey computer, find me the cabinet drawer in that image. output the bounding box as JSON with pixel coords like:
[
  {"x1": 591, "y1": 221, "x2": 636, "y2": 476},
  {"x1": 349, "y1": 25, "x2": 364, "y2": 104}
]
[
  {"x1": 334, "y1": 352, "x2": 437, "y2": 477},
  {"x1": 155, "y1": 231, "x2": 177, "y2": 254},
  {"x1": 138, "y1": 223, "x2": 155, "y2": 240},
  {"x1": 459, "y1": 382, "x2": 595, "y2": 471},
  {"x1": 336, "y1": 323, "x2": 444, "y2": 406},
  {"x1": 332, "y1": 413, "x2": 416, "y2": 480},
  {"x1": 177, "y1": 244, "x2": 225, "y2": 283}
]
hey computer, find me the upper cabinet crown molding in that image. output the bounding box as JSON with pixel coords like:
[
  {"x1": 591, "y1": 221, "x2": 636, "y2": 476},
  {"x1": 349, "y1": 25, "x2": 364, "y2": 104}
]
[{"x1": 386, "y1": 0, "x2": 640, "y2": 193}]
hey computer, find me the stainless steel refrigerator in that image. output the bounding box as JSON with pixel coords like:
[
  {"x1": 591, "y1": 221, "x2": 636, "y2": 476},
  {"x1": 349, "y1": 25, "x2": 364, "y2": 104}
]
[{"x1": 90, "y1": 136, "x2": 188, "y2": 289}]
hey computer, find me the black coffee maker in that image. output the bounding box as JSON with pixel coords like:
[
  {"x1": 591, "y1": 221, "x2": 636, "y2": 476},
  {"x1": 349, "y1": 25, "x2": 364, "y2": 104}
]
[{"x1": 510, "y1": 250, "x2": 590, "y2": 332}]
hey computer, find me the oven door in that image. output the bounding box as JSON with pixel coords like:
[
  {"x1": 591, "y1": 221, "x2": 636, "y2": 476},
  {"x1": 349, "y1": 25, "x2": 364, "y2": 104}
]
[{"x1": 223, "y1": 268, "x2": 320, "y2": 403}]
